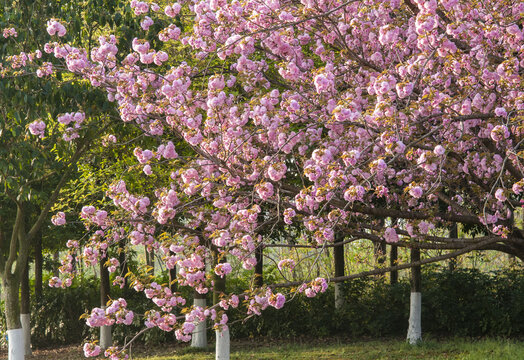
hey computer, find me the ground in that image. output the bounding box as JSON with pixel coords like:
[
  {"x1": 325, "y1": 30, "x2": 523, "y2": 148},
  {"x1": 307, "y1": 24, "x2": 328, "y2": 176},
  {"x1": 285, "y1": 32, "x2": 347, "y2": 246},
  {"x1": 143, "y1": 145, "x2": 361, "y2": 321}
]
[{"x1": 1, "y1": 337, "x2": 523, "y2": 359}]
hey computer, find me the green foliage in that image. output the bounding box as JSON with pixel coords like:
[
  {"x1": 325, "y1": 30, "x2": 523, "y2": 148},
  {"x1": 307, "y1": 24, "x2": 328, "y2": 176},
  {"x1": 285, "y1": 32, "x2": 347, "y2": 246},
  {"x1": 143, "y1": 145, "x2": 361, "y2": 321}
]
[
  {"x1": 229, "y1": 268, "x2": 524, "y2": 339},
  {"x1": 422, "y1": 269, "x2": 524, "y2": 337},
  {"x1": 30, "y1": 277, "x2": 99, "y2": 347}
]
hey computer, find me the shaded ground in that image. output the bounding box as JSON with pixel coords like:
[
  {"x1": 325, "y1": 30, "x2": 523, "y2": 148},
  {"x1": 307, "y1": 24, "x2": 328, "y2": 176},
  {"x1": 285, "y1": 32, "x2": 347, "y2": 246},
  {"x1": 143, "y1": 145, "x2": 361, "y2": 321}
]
[
  {"x1": 0, "y1": 336, "x2": 347, "y2": 359},
  {"x1": 0, "y1": 343, "x2": 176, "y2": 360}
]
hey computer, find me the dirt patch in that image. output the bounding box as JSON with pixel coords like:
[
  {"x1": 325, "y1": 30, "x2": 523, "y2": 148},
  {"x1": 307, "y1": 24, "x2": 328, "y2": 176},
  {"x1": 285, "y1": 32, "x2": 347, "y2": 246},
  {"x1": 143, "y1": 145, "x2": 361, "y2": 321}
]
[{"x1": 0, "y1": 345, "x2": 83, "y2": 360}]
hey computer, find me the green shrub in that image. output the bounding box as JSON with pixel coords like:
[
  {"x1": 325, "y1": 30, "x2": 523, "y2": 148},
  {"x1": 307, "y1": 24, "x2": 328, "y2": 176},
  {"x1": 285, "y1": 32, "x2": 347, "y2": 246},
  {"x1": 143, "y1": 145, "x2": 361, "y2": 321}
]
[
  {"x1": 30, "y1": 276, "x2": 99, "y2": 347},
  {"x1": 229, "y1": 268, "x2": 524, "y2": 339}
]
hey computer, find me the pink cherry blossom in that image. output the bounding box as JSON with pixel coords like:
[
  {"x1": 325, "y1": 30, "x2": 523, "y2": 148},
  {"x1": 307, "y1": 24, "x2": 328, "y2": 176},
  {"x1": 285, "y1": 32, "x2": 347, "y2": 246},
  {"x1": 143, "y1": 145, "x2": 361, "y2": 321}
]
[
  {"x1": 495, "y1": 188, "x2": 506, "y2": 202},
  {"x1": 46, "y1": 19, "x2": 66, "y2": 37},
  {"x1": 83, "y1": 343, "x2": 101, "y2": 357},
  {"x1": 28, "y1": 120, "x2": 46, "y2": 138},
  {"x1": 409, "y1": 186, "x2": 423, "y2": 199},
  {"x1": 384, "y1": 227, "x2": 399, "y2": 244},
  {"x1": 51, "y1": 212, "x2": 66, "y2": 226}
]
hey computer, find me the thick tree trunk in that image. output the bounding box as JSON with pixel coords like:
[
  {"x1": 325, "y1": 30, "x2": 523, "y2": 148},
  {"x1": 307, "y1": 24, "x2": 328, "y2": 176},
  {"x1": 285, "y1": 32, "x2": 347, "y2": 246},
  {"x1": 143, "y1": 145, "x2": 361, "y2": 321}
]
[
  {"x1": 254, "y1": 246, "x2": 263, "y2": 287},
  {"x1": 215, "y1": 327, "x2": 230, "y2": 360},
  {"x1": 100, "y1": 258, "x2": 112, "y2": 350},
  {"x1": 390, "y1": 245, "x2": 398, "y2": 284},
  {"x1": 71, "y1": 253, "x2": 77, "y2": 272},
  {"x1": 333, "y1": 235, "x2": 345, "y2": 309},
  {"x1": 20, "y1": 261, "x2": 31, "y2": 356},
  {"x1": 20, "y1": 262, "x2": 30, "y2": 315},
  {"x1": 34, "y1": 230, "x2": 43, "y2": 299},
  {"x1": 1, "y1": 205, "x2": 31, "y2": 360},
  {"x1": 191, "y1": 292, "x2": 208, "y2": 349},
  {"x1": 3, "y1": 276, "x2": 21, "y2": 329},
  {"x1": 53, "y1": 251, "x2": 60, "y2": 277},
  {"x1": 169, "y1": 266, "x2": 177, "y2": 293},
  {"x1": 213, "y1": 252, "x2": 229, "y2": 360},
  {"x1": 407, "y1": 248, "x2": 422, "y2": 344},
  {"x1": 2, "y1": 274, "x2": 23, "y2": 360}
]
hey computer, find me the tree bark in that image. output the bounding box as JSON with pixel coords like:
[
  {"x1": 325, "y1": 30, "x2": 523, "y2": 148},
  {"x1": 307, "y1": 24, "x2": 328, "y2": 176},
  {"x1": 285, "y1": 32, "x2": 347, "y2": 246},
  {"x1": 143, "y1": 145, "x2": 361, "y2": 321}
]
[
  {"x1": 3, "y1": 273, "x2": 24, "y2": 360},
  {"x1": 2, "y1": 273, "x2": 22, "y2": 331},
  {"x1": 0, "y1": 204, "x2": 32, "y2": 360},
  {"x1": 100, "y1": 256, "x2": 111, "y2": 307},
  {"x1": 254, "y1": 246, "x2": 263, "y2": 288},
  {"x1": 20, "y1": 261, "x2": 31, "y2": 356},
  {"x1": 53, "y1": 251, "x2": 59, "y2": 277},
  {"x1": 169, "y1": 266, "x2": 177, "y2": 293},
  {"x1": 333, "y1": 235, "x2": 345, "y2": 309},
  {"x1": 34, "y1": 230, "x2": 43, "y2": 299},
  {"x1": 407, "y1": 247, "x2": 422, "y2": 344},
  {"x1": 2, "y1": 271, "x2": 24, "y2": 360},
  {"x1": 20, "y1": 261, "x2": 30, "y2": 316},
  {"x1": 390, "y1": 245, "x2": 398, "y2": 284}
]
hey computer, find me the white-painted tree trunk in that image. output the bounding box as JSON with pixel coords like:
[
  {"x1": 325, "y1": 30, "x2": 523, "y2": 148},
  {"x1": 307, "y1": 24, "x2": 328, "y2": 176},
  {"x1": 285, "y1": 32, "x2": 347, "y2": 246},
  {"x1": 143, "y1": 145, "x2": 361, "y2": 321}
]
[
  {"x1": 100, "y1": 325, "x2": 112, "y2": 349},
  {"x1": 20, "y1": 314, "x2": 31, "y2": 356},
  {"x1": 99, "y1": 305, "x2": 112, "y2": 349},
  {"x1": 215, "y1": 328, "x2": 230, "y2": 360},
  {"x1": 407, "y1": 292, "x2": 422, "y2": 344},
  {"x1": 191, "y1": 298, "x2": 207, "y2": 348},
  {"x1": 8, "y1": 328, "x2": 25, "y2": 360},
  {"x1": 334, "y1": 283, "x2": 344, "y2": 309}
]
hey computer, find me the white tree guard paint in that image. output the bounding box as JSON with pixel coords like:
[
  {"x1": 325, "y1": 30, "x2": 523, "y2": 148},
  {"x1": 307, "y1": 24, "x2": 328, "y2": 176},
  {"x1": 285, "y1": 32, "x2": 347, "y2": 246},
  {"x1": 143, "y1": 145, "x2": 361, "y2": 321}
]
[
  {"x1": 20, "y1": 314, "x2": 31, "y2": 356},
  {"x1": 8, "y1": 328, "x2": 25, "y2": 360},
  {"x1": 407, "y1": 292, "x2": 422, "y2": 344},
  {"x1": 215, "y1": 328, "x2": 230, "y2": 360},
  {"x1": 100, "y1": 325, "x2": 112, "y2": 350},
  {"x1": 191, "y1": 298, "x2": 207, "y2": 348},
  {"x1": 100, "y1": 305, "x2": 112, "y2": 349},
  {"x1": 334, "y1": 283, "x2": 344, "y2": 309}
]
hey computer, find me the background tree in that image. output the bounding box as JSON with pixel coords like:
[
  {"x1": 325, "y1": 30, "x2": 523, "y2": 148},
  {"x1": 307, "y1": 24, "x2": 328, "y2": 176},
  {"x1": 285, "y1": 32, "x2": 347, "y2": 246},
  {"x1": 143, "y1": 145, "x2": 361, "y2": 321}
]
[{"x1": 0, "y1": 0, "x2": 135, "y2": 357}]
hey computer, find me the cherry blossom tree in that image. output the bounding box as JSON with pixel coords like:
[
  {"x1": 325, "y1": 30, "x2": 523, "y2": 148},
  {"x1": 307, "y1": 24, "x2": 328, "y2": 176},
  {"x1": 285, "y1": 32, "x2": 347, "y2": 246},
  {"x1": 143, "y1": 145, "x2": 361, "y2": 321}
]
[{"x1": 10, "y1": 0, "x2": 524, "y2": 357}]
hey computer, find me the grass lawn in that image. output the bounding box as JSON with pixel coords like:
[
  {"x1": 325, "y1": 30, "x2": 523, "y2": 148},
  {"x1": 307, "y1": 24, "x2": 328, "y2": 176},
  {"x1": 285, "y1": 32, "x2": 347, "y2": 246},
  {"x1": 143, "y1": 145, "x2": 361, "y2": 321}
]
[
  {"x1": 135, "y1": 338, "x2": 524, "y2": 360},
  {"x1": 5, "y1": 337, "x2": 523, "y2": 359}
]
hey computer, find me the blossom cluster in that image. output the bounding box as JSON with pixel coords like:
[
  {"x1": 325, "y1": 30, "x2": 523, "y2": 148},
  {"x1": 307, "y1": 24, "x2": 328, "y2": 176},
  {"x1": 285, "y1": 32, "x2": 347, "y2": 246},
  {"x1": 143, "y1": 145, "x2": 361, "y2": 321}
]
[
  {"x1": 2, "y1": 27, "x2": 17, "y2": 38},
  {"x1": 86, "y1": 298, "x2": 134, "y2": 328}
]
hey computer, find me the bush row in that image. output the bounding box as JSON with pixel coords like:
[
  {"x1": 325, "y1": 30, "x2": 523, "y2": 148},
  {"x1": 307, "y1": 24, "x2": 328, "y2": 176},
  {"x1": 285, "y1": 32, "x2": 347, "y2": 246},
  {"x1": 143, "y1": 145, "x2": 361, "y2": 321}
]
[
  {"x1": 230, "y1": 268, "x2": 524, "y2": 339},
  {"x1": 1, "y1": 268, "x2": 523, "y2": 347}
]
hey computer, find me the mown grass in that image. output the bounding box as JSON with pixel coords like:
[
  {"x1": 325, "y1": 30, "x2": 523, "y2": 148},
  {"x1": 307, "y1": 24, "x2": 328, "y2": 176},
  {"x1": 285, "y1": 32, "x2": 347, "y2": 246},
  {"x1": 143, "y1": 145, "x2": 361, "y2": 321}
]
[{"x1": 133, "y1": 338, "x2": 524, "y2": 360}]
